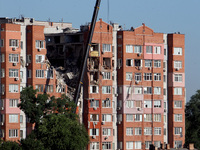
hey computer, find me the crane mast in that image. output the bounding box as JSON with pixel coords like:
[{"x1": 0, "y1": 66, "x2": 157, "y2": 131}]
[{"x1": 73, "y1": 0, "x2": 101, "y2": 111}]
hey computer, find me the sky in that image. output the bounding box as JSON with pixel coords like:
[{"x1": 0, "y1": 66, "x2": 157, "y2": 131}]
[{"x1": 0, "y1": 0, "x2": 199, "y2": 102}]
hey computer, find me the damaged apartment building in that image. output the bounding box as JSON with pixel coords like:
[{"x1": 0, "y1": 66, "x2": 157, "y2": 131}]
[{"x1": 0, "y1": 17, "x2": 186, "y2": 150}]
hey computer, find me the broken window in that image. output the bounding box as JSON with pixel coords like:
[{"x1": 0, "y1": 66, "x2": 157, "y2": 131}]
[
  {"x1": 36, "y1": 55, "x2": 45, "y2": 63},
  {"x1": 90, "y1": 43, "x2": 99, "y2": 52},
  {"x1": 90, "y1": 85, "x2": 99, "y2": 93},
  {"x1": 126, "y1": 59, "x2": 133, "y2": 67},
  {"x1": 90, "y1": 72, "x2": 98, "y2": 84},
  {"x1": 103, "y1": 58, "x2": 111, "y2": 69},
  {"x1": 56, "y1": 85, "x2": 65, "y2": 93},
  {"x1": 46, "y1": 69, "x2": 53, "y2": 79},
  {"x1": 89, "y1": 58, "x2": 99, "y2": 70},
  {"x1": 135, "y1": 59, "x2": 142, "y2": 67}
]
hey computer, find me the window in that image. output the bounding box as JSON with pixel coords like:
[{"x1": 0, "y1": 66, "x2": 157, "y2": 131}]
[
  {"x1": 36, "y1": 55, "x2": 45, "y2": 63},
  {"x1": 144, "y1": 114, "x2": 152, "y2": 122},
  {"x1": 1, "y1": 68, "x2": 5, "y2": 78},
  {"x1": 9, "y1": 54, "x2": 19, "y2": 63},
  {"x1": 154, "y1": 60, "x2": 161, "y2": 68},
  {"x1": 9, "y1": 114, "x2": 18, "y2": 123},
  {"x1": 9, "y1": 129, "x2": 18, "y2": 138},
  {"x1": 126, "y1": 114, "x2": 133, "y2": 122},
  {"x1": 103, "y1": 72, "x2": 111, "y2": 80},
  {"x1": 154, "y1": 73, "x2": 161, "y2": 81},
  {"x1": 163, "y1": 88, "x2": 166, "y2": 95},
  {"x1": 154, "y1": 141, "x2": 161, "y2": 148},
  {"x1": 175, "y1": 141, "x2": 182, "y2": 148},
  {"x1": 9, "y1": 84, "x2": 18, "y2": 93},
  {"x1": 174, "y1": 127, "x2": 182, "y2": 135},
  {"x1": 20, "y1": 115, "x2": 23, "y2": 123},
  {"x1": 90, "y1": 142, "x2": 99, "y2": 150},
  {"x1": 154, "y1": 100, "x2": 161, "y2": 108},
  {"x1": 134, "y1": 87, "x2": 142, "y2": 94},
  {"x1": 90, "y1": 114, "x2": 99, "y2": 121},
  {"x1": 174, "y1": 61, "x2": 182, "y2": 69},
  {"x1": 118, "y1": 142, "x2": 122, "y2": 150},
  {"x1": 9, "y1": 39, "x2": 19, "y2": 47},
  {"x1": 46, "y1": 69, "x2": 53, "y2": 79},
  {"x1": 102, "y1": 114, "x2": 112, "y2": 122},
  {"x1": 174, "y1": 114, "x2": 182, "y2": 122},
  {"x1": 163, "y1": 75, "x2": 166, "y2": 82},
  {"x1": 174, "y1": 47, "x2": 182, "y2": 55},
  {"x1": 126, "y1": 86, "x2": 132, "y2": 95},
  {"x1": 1, "y1": 84, "x2": 5, "y2": 93},
  {"x1": 35, "y1": 84, "x2": 44, "y2": 92},
  {"x1": 9, "y1": 99, "x2": 18, "y2": 107},
  {"x1": 135, "y1": 141, "x2": 142, "y2": 149},
  {"x1": 20, "y1": 130, "x2": 23, "y2": 139},
  {"x1": 135, "y1": 101, "x2": 142, "y2": 108},
  {"x1": 154, "y1": 114, "x2": 161, "y2": 122},
  {"x1": 144, "y1": 87, "x2": 152, "y2": 94},
  {"x1": 0, "y1": 39, "x2": 4, "y2": 47},
  {"x1": 102, "y1": 142, "x2": 111, "y2": 150},
  {"x1": 135, "y1": 73, "x2": 141, "y2": 81},
  {"x1": 144, "y1": 127, "x2": 152, "y2": 135},
  {"x1": 154, "y1": 87, "x2": 161, "y2": 95},
  {"x1": 144, "y1": 101, "x2": 152, "y2": 108},
  {"x1": 56, "y1": 85, "x2": 65, "y2": 93},
  {"x1": 154, "y1": 127, "x2": 161, "y2": 135},
  {"x1": 1, "y1": 54, "x2": 5, "y2": 62},
  {"x1": 117, "y1": 59, "x2": 122, "y2": 68},
  {"x1": 144, "y1": 73, "x2": 152, "y2": 81},
  {"x1": 36, "y1": 70, "x2": 44, "y2": 78},
  {"x1": 103, "y1": 128, "x2": 111, "y2": 136},
  {"x1": 45, "y1": 85, "x2": 53, "y2": 93},
  {"x1": 145, "y1": 60, "x2": 152, "y2": 67},
  {"x1": 27, "y1": 70, "x2": 31, "y2": 78},
  {"x1": 102, "y1": 100, "x2": 111, "y2": 108},
  {"x1": 126, "y1": 100, "x2": 134, "y2": 108},
  {"x1": 0, "y1": 99, "x2": 3, "y2": 107},
  {"x1": 126, "y1": 127, "x2": 133, "y2": 136},
  {"x1": 90, "y1": 86, "x2": 99, "y2": 93},
  {"x1": 146, "y1": 46, "x2": 153, "y2": 53},
  {"x1": 21, "y1": 41, "x2": 23, "y2": 50},
  {"x1": 27, "y1": 55, "x2": 31, "y2": 63},
  {"x1": 134, "y1": 45, "x2": 142, "y2": 53},
  {"x1": 174, "y1": 101, "x2": 182, "y2": 108},
  {"x1": 126, "y1": 72, "x2": 132, "y2": 81},
  {"x1": 174, "y1": 88, "x2": 182, "y2": 95},
  {"x1": 135, "y1": 127, "x2": 142, "y2": 135},
  {"x1": 174, "y1": 74, "x2": 182, "y2": 82},
  {"x1": 126, "y1": 142, "x2": 133, "y2": 149},
  {"x1": 90, "y1": 100, "x2": 99, "y2": 107},
  {"x1": 154, "y1": 46, "x2": 161, "y2": 54},
  {"x1": 102, "y1": 86, "x2": 111, "y2": 94},
  {"x1": 103, "y1": 44, "x2": 111, "y2": 52},
  {"x1": 117, "y1": 114, "x2": 122, "y2": 122},
  {"x1": 126, "y1": 59, "x2": 133, "y2": 66},
  {"x1": 9, "y1": 69, "x2": 19, "y2": 78},
  {"x1": 135, "y1": 114, "x2": 142, "y2": 122},
  {"x1": 126, "y1": 45, "x2": 133, "y2": 53},
  {"x1": 36, "y1": 40, "x2": 44, "y2": 49},
  {"x1": 90, "y1": 128, "x2": 99, "y2": 136},
  {"x1": 145, "y1": 141, "x2": 152, "y2": 149},
  {"x1": 134, "y1": 59, "x2": 142, "y2": 67}
]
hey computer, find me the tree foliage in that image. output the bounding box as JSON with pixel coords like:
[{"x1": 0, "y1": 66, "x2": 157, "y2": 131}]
[
  {"x1": 17, "y1": 86, "x2": 89, "y2": 150},
  {"x1": 0, "y1": 140, "x2": 21, "y2": 150},
  {"x1": 185, "y1": 90, "x2": 200, "y2": 148}
]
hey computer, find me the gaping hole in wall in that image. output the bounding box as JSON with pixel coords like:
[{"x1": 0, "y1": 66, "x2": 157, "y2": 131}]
[
  {"x1": 88, "y1": 57, "x2": 99, "y2": 70},
  {"x1": 103, "y1": 58, "x2": 111, "y2": 69},
  {"x1": 90, "y1": 71, "x2": 99, "y2": 85}
]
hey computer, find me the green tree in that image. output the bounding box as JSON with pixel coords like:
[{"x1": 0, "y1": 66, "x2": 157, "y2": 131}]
[
  {"x1": 18, "y1": 86, "x2": 89, "y2": 150},
  {"x1": 0, "y1": 141, "x2": 21, "y2": 150},
  {"x1": 185, "y1": 90, "x2": 200, "y2": 148}
]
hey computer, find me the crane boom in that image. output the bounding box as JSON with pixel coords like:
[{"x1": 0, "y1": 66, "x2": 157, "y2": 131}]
[{"x1": 73, "y1": 0, "x2": 101, "y2": 112}]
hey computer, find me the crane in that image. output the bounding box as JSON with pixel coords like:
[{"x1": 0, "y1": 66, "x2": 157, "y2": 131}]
[{"x1": 73, "y1": 0, "x2": 101, "y2": 112}]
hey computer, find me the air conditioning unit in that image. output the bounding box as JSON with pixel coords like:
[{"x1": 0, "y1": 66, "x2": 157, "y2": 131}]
[
  {"x1": 101, "y1": 121, "x2": 105, "y2": 125},
  {"x1": 115, "y1": 93, "x2": 118, "y2": 97},
  {"x1": 135, "y1": 81, "x2": 139, "y2": 84},
  {"x1": 106, "y1": 98, "x2": 109, "y2": 101},
  {"x1": 0, "y1": 122, "x2": 4, "y2": 126},
  {"x1": 175, "y1": 68, "x2": 179, "y2": 71},
  {"x1": 105, "y1": 136, "x2": 108, "y2": 140},
  {"x1": 0, "y1": 107, "x2": 4, "y2": 110},
  {"x1": 137, "y1": 107, "x2": 141, "y2": 111},
  {"x1": 145, "y1": 104, "x2": 148, "y2": 108},
  {"x1": 38, "y1": 48, "x2": 41, "y2": 52},
  {"x1": 138, "y1": 66, "x2": 142, "y2": 70},
  {"x1": 92, "y1": 135, "x2": 96, "y2": 139},
  {"x1": 15, "y1": 77, "x2": 19, "y2": 81},
  {"x1": 137, "y1": 53, "x2": 141, "y2": 56},
  {"x1": 13, "y1": 63, "x2": 17, "y2": 66},
  {"x1": 93, "y1": 107, "x2": 97, "y2": 110},
  {"x1": 148, "y1": 67, "x2": 151, "y2": 70},
  {"x1": 117, "y1": 121, "x2": 121, "y2": 124},
  {"x1": 12, "y1": 47, "x2": 16, "y2": 51},
  {"x1": 26, "y1": 63, "x2": 29, "y2": 67},
  {"x1": 90, "y1": 98, "x2": 94, "y2": 101},
  {"x1": 164, "y1": 109, "x2": 167, "y2": 112},
  {"x1": 163, "y1": 69, "x2": 166, "y2": 72},
  {"x1": 102, "y1": 51, "x2": 104, "y2": 54},
  {"x1": 117, "y1": 107, "x2": 121, "y2": 111}
]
